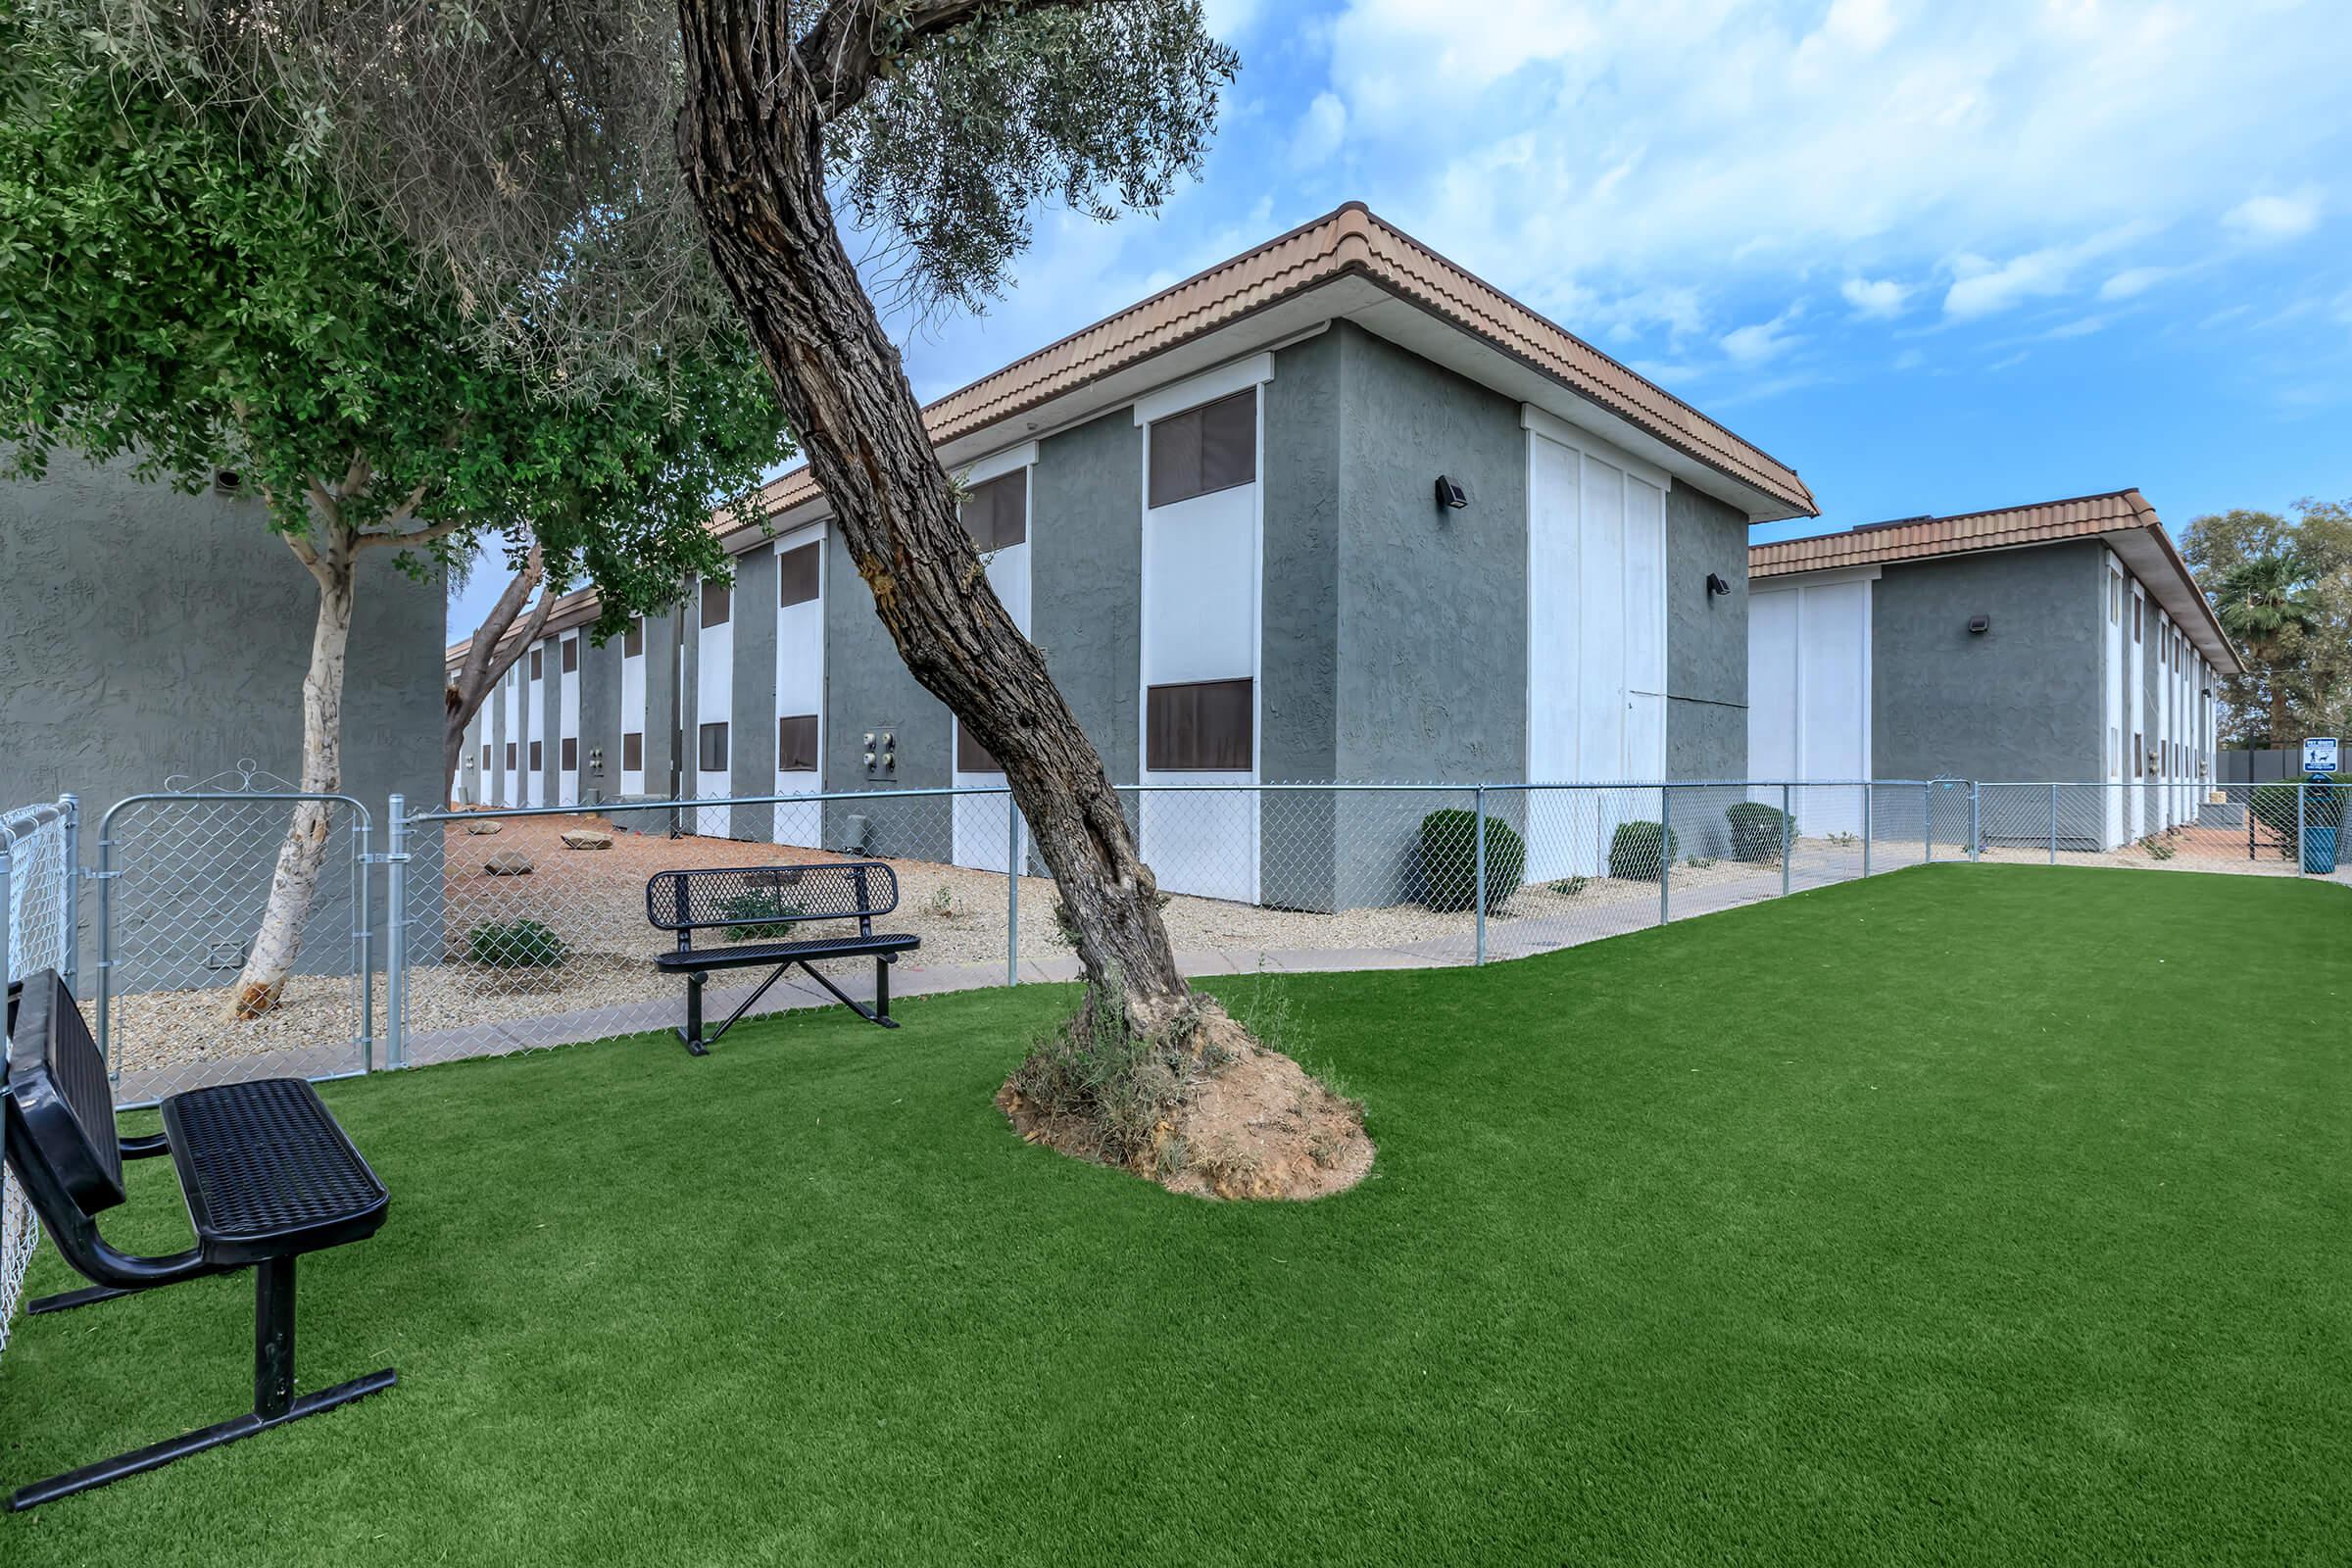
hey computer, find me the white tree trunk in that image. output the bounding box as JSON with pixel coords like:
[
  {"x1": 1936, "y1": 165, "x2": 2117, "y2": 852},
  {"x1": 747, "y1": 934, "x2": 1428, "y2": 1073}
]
[{"x1": 230, "y1": 529, "x2": 357, "y2": 1020}]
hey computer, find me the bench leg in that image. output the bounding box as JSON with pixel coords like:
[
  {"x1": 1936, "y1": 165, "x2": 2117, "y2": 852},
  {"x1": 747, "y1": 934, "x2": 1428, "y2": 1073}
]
[
  {"x1": 678, "y1": 972, "x2": 710, "y2": 1056},
  {"x1": 875, "y1": 955, "x2": 892, "y2": 1024},
  {"x1": 27, "y1": 1284, "x2": 133, "y2": 1315},
  {"x1": 8, "y1": 1256, "x2": 396, "y2": 1512}
]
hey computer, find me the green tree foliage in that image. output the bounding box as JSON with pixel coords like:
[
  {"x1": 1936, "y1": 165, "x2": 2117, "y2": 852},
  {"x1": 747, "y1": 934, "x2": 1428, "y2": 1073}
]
[{"x1": 2185, "y1": 502, "x2": 2352, "y2": 747}]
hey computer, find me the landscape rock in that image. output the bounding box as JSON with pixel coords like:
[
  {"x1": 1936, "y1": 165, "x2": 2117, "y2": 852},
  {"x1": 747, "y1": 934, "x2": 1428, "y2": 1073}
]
[
  {"x1": 562, "y1": 830, "x2": 612, "y2": 851},
  {"x1": 484, "y1": 852, "x2": 535, "y2": 876},
  {"x1": 464, "y1": 819, "x2": 504, "y2": 836}
]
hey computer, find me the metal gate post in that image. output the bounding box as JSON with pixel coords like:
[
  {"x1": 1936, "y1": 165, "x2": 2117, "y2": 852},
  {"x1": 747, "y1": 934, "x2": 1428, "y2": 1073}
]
[
  {"x1": 385, "y1": 795, "x2": 408, "y2": 1067},
  {"x1": 1473, "y1": 786, "x2": 1489, "y2": 966},
  {"x1": 94, "y1": 809, "x2": 115, "y2": 1069},
  {"x1": 0, "y1": 834, "x2": 12, "y2": 1020},
  {"x1": 1861, "y1": 783, "x2": 1874, "y2": 877},
  {"x1": 1970, "y1": 782, "x2": 1982, "y2": 862},
  {"x1": 1923, "y1": 782, "x2": 1934, "y2": 864},
  {"x1": 354, "y1": 810, "x2": 373, "y2": 1074},
  {"x1": 2295, "y1": 784, "x2": 2306, "y2": 878},
  {"x1": 58, "y1": 793, "x2": 78, "y2": 995},
  {"x1": 2049, "y1": 784, "x2": 2059, "y2": 864},
  {"x1": 1658, "y1": 786, "x2": 1672, "y2": 925},
  {"x1": 1780, "y1": 783, "x2": 1793, "y2": 898},
  {"x1": 1005, "y1": 797, "x2": 1019, "y2": 988}
]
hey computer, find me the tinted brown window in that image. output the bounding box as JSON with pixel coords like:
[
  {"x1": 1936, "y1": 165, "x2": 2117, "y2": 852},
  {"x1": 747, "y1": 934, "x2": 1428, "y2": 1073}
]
[
  {"x1": 624, "y1": 618, "x2": 645, "y2": 658},
  {"x1": 528, "y1": 740, "x2": 543, "y2": 771},
  {"x1": 1148, "y1": 389, "x2": 1255, "y2": 509},
  {"x1": 530, "y1": 647, "x2": 543, "y2": 680},
  {"x1": 961, "y1": 470, "x2": 1028, "y2": 552},
  {"x1": 561, "y1": 737, "x2": 578, "y2": 770},
  {"x1": 778, "y1": 542, "x2": 821, "y2": 606},
  {"x1": 505, "y1": 742, "x2": 516, "y2": 769},
  {"x1": 778, "y1": 714, "x2": 818, "y2": 772},
  {"x1": 622, "y1": 731, "x2": 644, "y2": 770},
  {"x1": 2132, "y1": 595, "x2": 2141, "y2": 642},
  {"x1": 561, "y1": 637, "x2": 578, "y2": 673},
  {"x1": 2132, "y1": 732, "x2": 2143, "y2": 778},
  {"x1": 1148, "y1": 678, "x2": 1252, "y2": 771},
  {"x1": 702, "y1": 580, "x2": 731, "y2": 629},
  {"x1": 698, "y1": 721, "x2": 728, "y2": 773},
  {"x1": 479, "y1": 745, "x2": 490, "y2": 772},
  {"x1": 956, "y1": 722, "x2": 1001, "y2": 775}
]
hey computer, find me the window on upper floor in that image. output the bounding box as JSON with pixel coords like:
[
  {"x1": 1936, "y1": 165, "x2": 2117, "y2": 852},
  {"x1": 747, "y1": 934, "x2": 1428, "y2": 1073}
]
[
  {"x1": 1147, "y1": 678, "x2": 1253, "y2": 771},
  {"x1": 961, "y1": 471, "x2": 1028, "y2": 552},
  {"x1": 778, "y1": 543, "x2": 821, "y2": 606},
  {"x1": 562, "y1": 737, "x2": 578, "y2": 771},
  {"x1": 625, "y1": 618, "x2": 645, "y2": 658},
  {"x1": 562, "y1": 637, "x2": 578, "y2": 673},
  {"x1": 1148, "y1": 389, "x2": 1255, "y2": 509},
  {"x1": 506, "y1": 742, "x2": 517, "y2": 769},
  {"x1": 530, "y1": 647, "x2": 543, "y2": 680},
  {"x1": 698, "y1": 721, "x2": 729, "y2": 773},
  {"x1": 702, "y1": 580, "x2": 731, "y2": 629},
  {"x1": 528, "y1": 740, "x2": 543, "y2": 771}
]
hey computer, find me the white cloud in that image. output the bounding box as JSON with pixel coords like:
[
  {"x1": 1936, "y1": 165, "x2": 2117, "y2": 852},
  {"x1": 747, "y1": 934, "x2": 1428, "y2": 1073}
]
[
  {"x1": 1289, "y1": 91, "x2": 1348, "y2": 171},
  {"x1": 1840, "y1": 276, "x2": 1911, "y2": 319},
  {"x1": 1720, "y1": 307, "x2": 1803, "y2": 365},
  {"x1": 2224, "y1": 189, "x2": 2321, "y2": 243},
  {"x1": 1942, "y1": 227, "x2": 2146, "y2": 319},
  {"x1": 2099, "y1": 267, "x2": 2172, "y2": 301}
]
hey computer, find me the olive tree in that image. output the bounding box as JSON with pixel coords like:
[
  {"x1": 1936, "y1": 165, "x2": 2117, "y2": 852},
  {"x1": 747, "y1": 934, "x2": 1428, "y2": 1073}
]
[{"x1": 0, "y1": 17, "x2": 789, "y2": 1015}]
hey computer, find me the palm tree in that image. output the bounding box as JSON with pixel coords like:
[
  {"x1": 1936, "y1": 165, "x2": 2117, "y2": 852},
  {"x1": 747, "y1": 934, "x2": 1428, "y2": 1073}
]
[{"x1": 2213, "y1": 552, "x2": 2325, "y2": 747}]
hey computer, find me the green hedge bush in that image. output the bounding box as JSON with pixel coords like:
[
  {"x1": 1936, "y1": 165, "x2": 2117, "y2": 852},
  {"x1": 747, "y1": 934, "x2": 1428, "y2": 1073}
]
[
  {"x1": 1420, "y1": 809, "x2": 1527, "y2": 912},
  {"x1": 1725, "y1": 802, "x2": 1794, "y2": 863},
  {"x1": 466, "y1": 918, "x2": 569, "y2": 968},
  {"x1": 1608, "y1": 820, "x2": 1678, "y2": 882}
]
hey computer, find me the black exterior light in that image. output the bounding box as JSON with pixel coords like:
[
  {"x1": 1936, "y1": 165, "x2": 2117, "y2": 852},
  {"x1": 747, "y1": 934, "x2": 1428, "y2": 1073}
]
[
  {"x1": 1434, "y1": 474, "x2": 1468, "y2": 511},
  {"x1": 1968, "y1": 614, "x2": 1990, "y2": 635},
  {"x1": 1705, "y1": 572, "x2": 1732, "y2": 598}
]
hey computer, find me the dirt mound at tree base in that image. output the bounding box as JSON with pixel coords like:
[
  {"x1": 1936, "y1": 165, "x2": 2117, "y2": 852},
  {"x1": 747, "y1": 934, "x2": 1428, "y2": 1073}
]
[{"x1": 1000, "y1": 1012, "x2": 1374, "y2": 1201}]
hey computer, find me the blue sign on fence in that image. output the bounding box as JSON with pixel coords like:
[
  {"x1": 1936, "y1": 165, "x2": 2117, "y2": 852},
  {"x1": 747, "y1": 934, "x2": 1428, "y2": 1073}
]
[{"x1": 2306, "y1": 737, "x2": 2340, "y2": 774}]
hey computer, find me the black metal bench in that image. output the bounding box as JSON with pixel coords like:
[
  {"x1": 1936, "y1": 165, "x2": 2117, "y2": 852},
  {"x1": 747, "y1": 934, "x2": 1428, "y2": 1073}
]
[
  {"x1": 1, "y1": 970, "x2": 393, "y2": 1511},
  {"x1": 647, "y1": 862, "x2": 919, "y2": 1054}
]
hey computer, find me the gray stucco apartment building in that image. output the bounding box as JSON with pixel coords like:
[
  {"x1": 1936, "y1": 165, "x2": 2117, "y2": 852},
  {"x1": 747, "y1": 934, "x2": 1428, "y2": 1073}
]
[
  {"x1": 1747, "y1": 490, "x2": 2240, "y2": 849},
  {"x1": 453, "y1": 204, "x2": 1821, "y2": 906}
]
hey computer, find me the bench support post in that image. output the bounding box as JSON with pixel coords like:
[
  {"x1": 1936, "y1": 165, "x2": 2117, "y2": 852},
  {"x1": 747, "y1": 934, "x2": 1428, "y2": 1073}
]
[
  {"x1": 680, "y1": 971, "x2": 710, "y2": 1055},
  {"x1": 875, "y1": 955, "x2": 891, "y2": 1023},
  {"x1": 9, "y1": 1255, "x2": 395, "y2": 1512}
]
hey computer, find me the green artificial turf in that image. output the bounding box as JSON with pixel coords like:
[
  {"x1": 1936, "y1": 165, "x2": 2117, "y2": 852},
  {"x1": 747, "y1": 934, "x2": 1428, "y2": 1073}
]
[{"x1": 4, "y1": 865, "x2": 2348, "y2": 1564}]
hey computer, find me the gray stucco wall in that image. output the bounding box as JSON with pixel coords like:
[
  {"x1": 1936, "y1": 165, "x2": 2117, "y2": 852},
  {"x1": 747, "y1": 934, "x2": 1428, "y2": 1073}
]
[
  {"x1": 820, "y1": 532, "x2": 951, "y2": 858},
  {"x1": 0, "y1": 449, "x2": 444, "y2": 982},
  {"x1": 578, "y1": 626, "x2": 623, "y2": 807},
  {"x1": 1872, "y1": 542, "x2": 2105, "y2": 783},
  {"x1": 1664, "y1": 485, "x2": 1751, "y2": 783},
  {"x1": 642, "y1": 606, "x2": 682, "y2": 802},
  {"x1": 730, "y1": 544, "x2": 778, "y2": 841},
  {"x1": 1325, "y1": 321, "x2": 1529, "y2": 908},
  {"x1": 1030, "y1": 411, "x2": 1144, "y2": 787},
  {"x1": 1257, "y1": 331, "x2": 1344, "y2": 909}
]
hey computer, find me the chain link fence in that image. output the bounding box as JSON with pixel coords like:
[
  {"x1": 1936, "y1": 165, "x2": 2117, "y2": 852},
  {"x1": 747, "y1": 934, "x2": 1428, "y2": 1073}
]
[
  {"x1": 2, "y1": 797, "x2": 77, "y2": 1358},
  {"x1": 1974, "y1": 780, "x2": 2352, "y2": 878}
]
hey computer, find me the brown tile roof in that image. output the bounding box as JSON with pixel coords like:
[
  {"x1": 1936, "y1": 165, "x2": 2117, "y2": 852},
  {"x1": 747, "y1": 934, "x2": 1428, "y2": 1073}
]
[
  {"x1": 733, "y1": 201, "x2": 1814, "y2": 528},
  {"x1": 1749, "y1": 489, "x2": 2241, "y2": 673}
]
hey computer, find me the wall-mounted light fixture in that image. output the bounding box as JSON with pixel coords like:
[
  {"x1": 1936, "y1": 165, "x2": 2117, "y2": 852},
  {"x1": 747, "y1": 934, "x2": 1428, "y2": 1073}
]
[
  {"x1": 1705, "y1": 572, "x2": 1732, "y2": 598},
  {"x1": 1968, "y1": 614, "x2": 1990, "y2": 635},
  {"x1": 1434, "y1": 475, "x2": 1468, "y2": 511}
]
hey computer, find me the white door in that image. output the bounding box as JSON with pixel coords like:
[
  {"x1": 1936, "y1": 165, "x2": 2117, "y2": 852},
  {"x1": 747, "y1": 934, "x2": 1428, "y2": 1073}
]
[
  {"x1": 773, "y1": 533, "x2": 825, "y2": 849},
  {"x1": 952, "y1": 460, "x2": 1033, "y2": 872},
  {"x1": 1524, "y1": 412, "x2": 1670, "y2": 880},
  {"x1": 695, "y1": 578, "x2": 733, "y2": 837},
  {"x1": 1137, "y1": 367, "x2": 1264, "y2": 904},
  {"x1": 620, "y1": 618, "x2": 647, "y2": 797},
  {"x1": 1745, "y1": 576, "x2": 1871, "y2": 841}
]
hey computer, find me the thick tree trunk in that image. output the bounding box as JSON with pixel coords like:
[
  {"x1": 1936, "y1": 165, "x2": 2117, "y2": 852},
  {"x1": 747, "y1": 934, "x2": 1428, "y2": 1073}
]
[
  {"x1": 674, "y1": 0, "x2": 1193, "y2": 1040},
  {"x1": 230, "y1": 526, "x2": 358, "y2": 1020},
  {"x1": 445, "y1": 544, "x2": 553, "y2": 806}
]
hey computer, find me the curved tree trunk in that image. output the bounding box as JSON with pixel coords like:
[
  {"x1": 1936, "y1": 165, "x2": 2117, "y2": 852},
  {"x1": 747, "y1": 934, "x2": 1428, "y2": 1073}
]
[
  {"x1": 674, "y1": 0, "x2": 1193, "y2": 1041},
  {"x1": 230, "y1": 526, "x2": 357, "y2": 1019},
  {"x1": 445, "y1": 543, "x2": 553, "y2": 806}
]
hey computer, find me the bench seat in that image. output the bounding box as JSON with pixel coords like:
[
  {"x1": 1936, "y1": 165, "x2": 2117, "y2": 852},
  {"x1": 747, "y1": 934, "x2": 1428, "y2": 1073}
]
[
  {"x1": 653, "y1": 930, "x2": 919, "y2": 971},
  {"x1": 162, "y1": 1079, "x2": 390, "y2": 1268}
]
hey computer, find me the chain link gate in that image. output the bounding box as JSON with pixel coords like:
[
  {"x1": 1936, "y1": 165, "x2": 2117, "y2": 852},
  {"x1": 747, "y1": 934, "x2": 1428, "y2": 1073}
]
[
  {"x1": 2, "y1": 796, "x2": 78, "y2": 1356},
  {"x1": 95, "y1": 788, "x2": 376, "y2": 1107}
]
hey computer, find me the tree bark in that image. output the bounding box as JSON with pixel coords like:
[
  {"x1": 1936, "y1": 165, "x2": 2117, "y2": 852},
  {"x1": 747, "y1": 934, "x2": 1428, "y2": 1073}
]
[
  {"x1": 674, "y1": 0, "x2": 1194, "y2": 1040},
  {"x1": 230, "y1": 523, "x2": 358, "y2": 1020},
  {"x1": 445, "y1": 543, "x2": 553, "y2": 806}
]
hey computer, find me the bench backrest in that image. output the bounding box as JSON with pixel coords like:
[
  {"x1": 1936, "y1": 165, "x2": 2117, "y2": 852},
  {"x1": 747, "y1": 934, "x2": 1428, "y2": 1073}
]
[
  {"x1": 3, "y1": 970, "x2": 126, "y2": 1217},
  {"x1": 646, "y1": 862, "x2": 899, "y2": 948}
]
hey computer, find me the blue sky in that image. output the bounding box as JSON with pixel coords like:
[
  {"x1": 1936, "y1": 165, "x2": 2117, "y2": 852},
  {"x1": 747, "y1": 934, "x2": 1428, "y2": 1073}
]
[{"x1": 451, "y1": 0, "x2": 2352, "y2": 632}]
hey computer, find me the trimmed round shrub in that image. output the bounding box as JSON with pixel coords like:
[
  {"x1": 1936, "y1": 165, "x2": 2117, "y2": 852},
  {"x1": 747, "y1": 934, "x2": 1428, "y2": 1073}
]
[
  {"x1": 1420, "y1": 808, "x2": 1527, "y2": 912},
  {"x1": 1607, "y1": 820, "x2": 1678, "y2": 882},
  {"x1": 466, "y1": 917, "x2": 569, "y2": 968},
  {"x1": 718, "y1": 889, "x2": 804, "y2": 941},
  {"x1": 1725, "y1": 802, "x2": 1794, "y2": 863}
]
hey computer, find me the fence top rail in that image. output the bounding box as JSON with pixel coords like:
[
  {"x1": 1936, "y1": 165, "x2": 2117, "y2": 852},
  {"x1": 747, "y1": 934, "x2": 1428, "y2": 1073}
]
[
  {"x1": 99, "y1": 791, "x2": 372, "y2": 839},
  {"x1": 0, "y1": 799, "x2": 72, "y2": 851}
]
